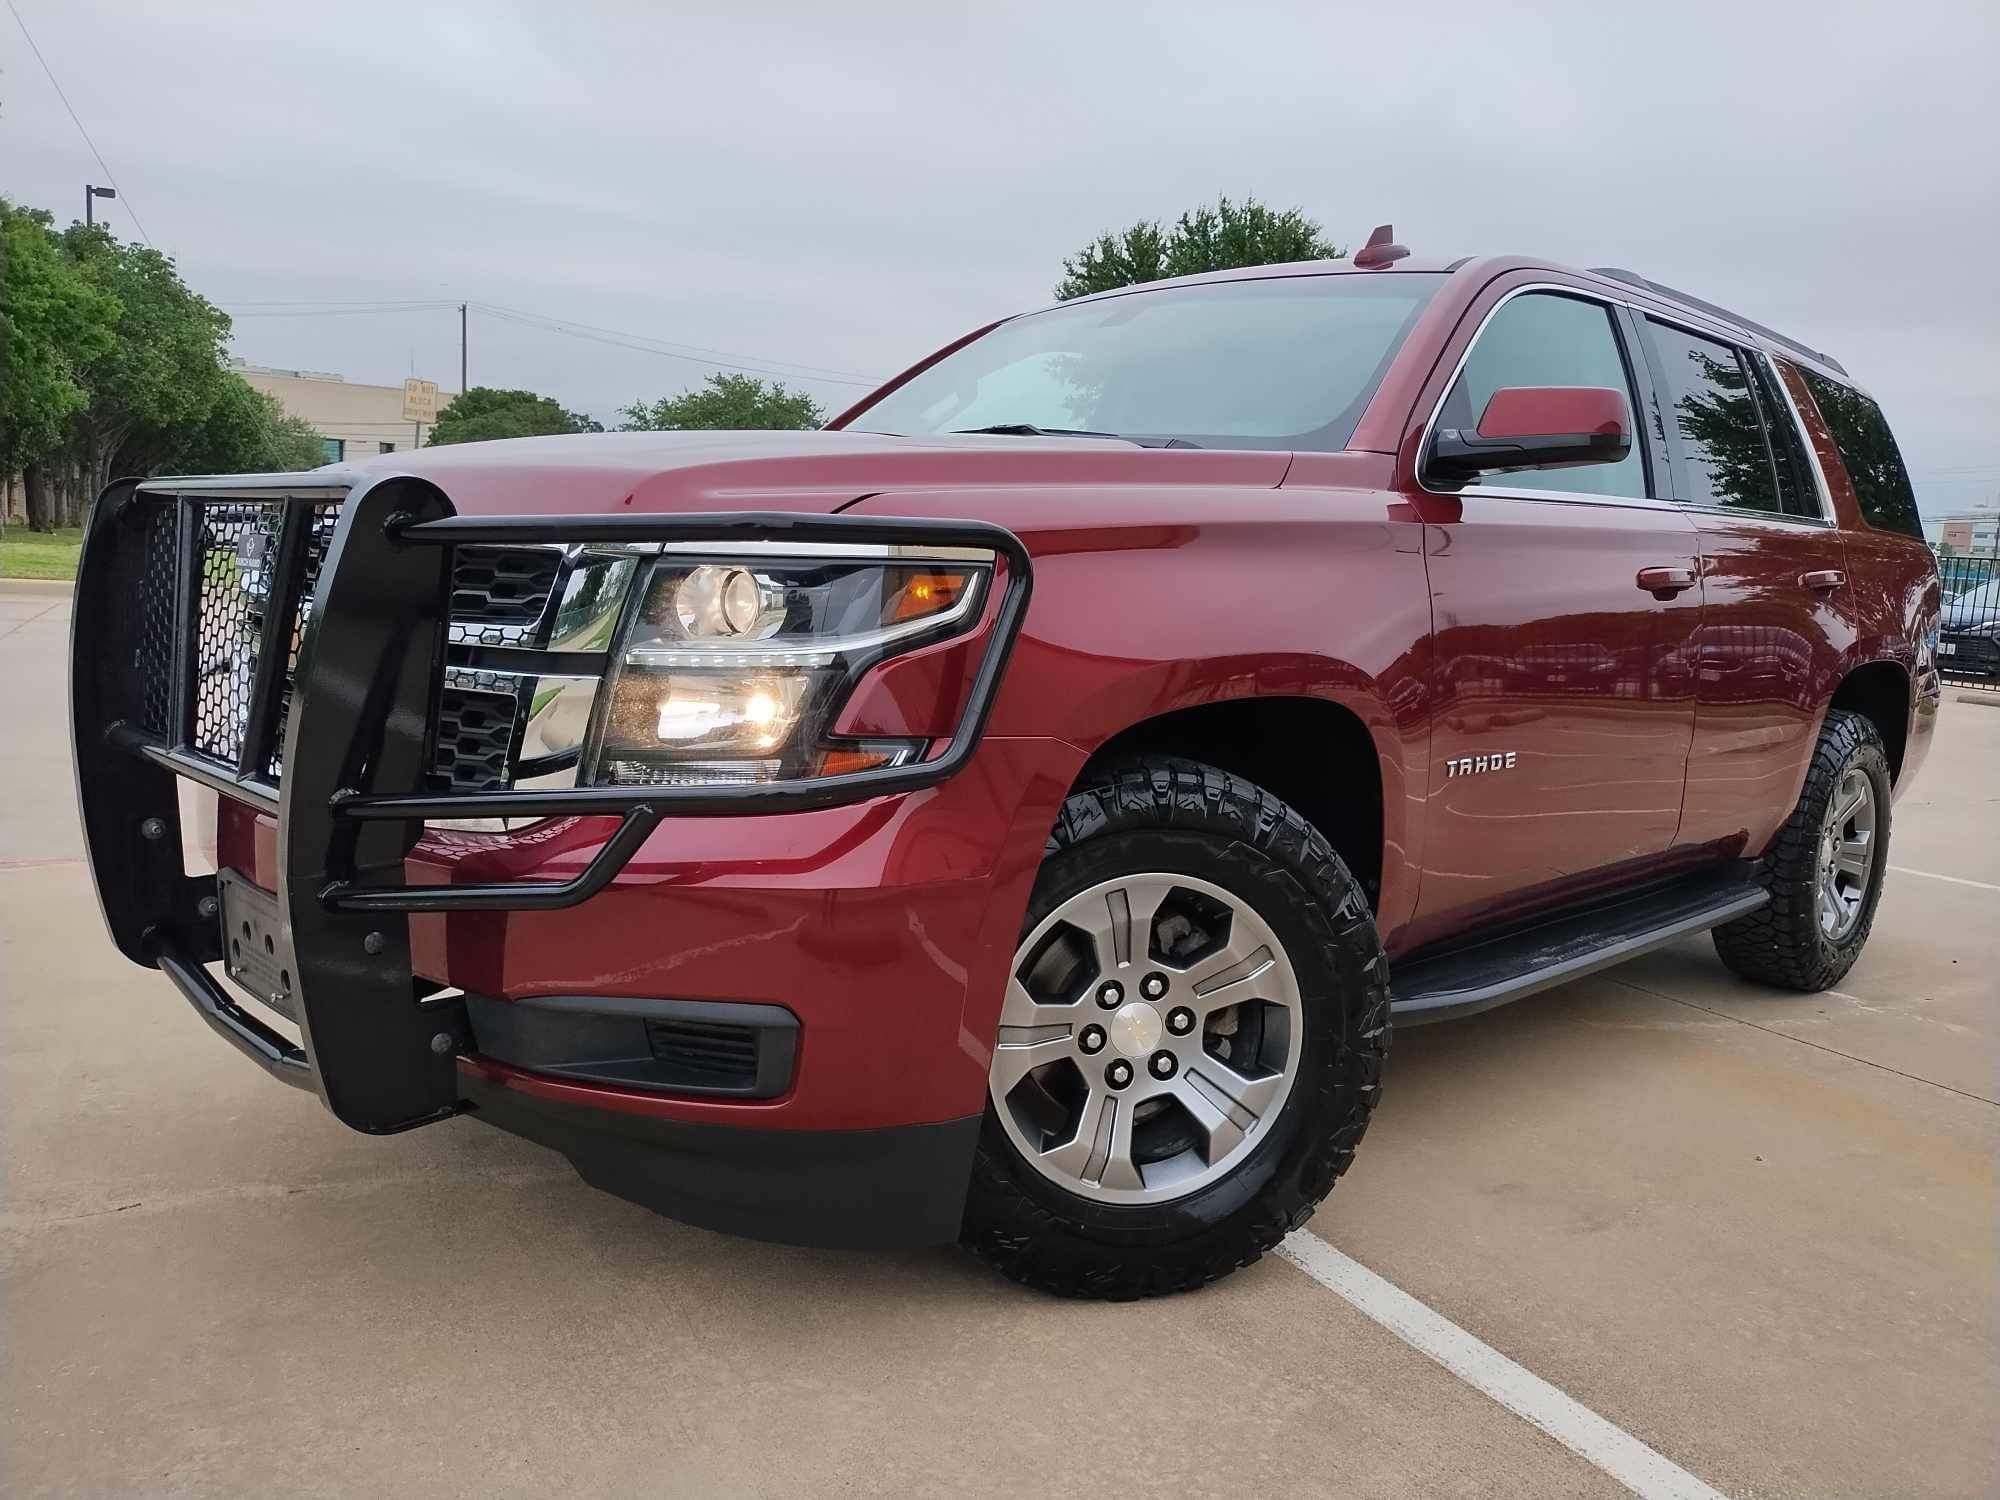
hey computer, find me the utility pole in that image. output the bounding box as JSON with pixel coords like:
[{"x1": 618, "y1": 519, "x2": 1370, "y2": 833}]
[
  {"x1": 84, "y1": 184, "x2": 115, "y2": 227},
  {"x1": 460, "y1": 303, "x2": 468, "y2": 394}
]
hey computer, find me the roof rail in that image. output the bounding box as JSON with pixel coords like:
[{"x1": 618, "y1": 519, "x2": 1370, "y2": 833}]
[{"x1": 1589, "y1": 267, "x2": 1847, "y2": 376}]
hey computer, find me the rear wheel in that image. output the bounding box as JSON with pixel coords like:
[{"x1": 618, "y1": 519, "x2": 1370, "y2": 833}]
[
  {"x1": 1713, "y1": 708, "x2": 1892, "y2": 992},
  {"x1": 960, "y1": 759, "x2": 1389, "y2": 1299}
]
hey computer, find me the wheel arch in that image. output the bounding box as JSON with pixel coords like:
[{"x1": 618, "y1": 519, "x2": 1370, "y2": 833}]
[
  {"x1": 1070, "y1": 691, "x2": 1393, "y2": 917},
  {"x1": 1829, "y1": 658, "x2": 1912, "y2": 782}
]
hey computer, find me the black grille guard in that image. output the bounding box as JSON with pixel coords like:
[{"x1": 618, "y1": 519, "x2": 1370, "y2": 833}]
[{"x1": 72, "y1": 472, "x2": 1033, "y2": 1132}]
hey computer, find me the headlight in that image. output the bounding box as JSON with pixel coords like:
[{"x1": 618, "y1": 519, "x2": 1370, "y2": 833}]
[{"x1": 591, "y1": 556, "x2": 986, "y2": 787}]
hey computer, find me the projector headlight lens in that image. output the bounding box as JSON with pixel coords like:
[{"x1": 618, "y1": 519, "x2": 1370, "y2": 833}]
[{"x1": 592, "y1": 555, "x2": 986, "y2": 786}]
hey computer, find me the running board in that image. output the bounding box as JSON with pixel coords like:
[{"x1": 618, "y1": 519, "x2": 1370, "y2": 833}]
[{"x1": 1388, "y1": 866, "x2": 1769, "y2": 1026}]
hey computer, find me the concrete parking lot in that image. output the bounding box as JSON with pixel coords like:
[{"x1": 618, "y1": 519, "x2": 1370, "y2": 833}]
[{"x1": 4, "y1": 577, "x2": 1995, "y2": 1498}]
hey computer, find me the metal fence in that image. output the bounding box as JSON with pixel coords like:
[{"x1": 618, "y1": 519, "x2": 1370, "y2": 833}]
[{"x1": 1937, "y1": 553, "x2": 2000, "y2": 689}]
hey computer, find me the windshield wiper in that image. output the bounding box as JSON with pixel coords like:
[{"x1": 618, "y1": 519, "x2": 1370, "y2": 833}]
[
  {"x1": 950, "y1": 424, "x2": 1202, "y2": 449},
  {"x1": 951, "y1": 423, "x2": 1124, "y2": 439}
]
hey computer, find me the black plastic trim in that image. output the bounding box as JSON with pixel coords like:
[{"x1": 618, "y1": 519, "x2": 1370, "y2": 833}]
[
  {"x1": 1389, "y1": 863, "x2": 1769, "y2": 1024},
  {"x1": 463, "y1": 993, "x2": 799, "y2": 1098},
  {"x1": 462, "y1": 1072, "x2": 981, "y2": 1248}
]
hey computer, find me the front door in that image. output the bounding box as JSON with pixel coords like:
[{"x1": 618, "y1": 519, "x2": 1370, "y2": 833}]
[{"x1": 1410, "y1": 288, "x2": 1703, "y2": 938}]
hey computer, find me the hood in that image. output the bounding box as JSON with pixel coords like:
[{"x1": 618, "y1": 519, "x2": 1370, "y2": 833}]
[{"x1": 344, "y1": 429, "x2": 1292, "y2": 518}]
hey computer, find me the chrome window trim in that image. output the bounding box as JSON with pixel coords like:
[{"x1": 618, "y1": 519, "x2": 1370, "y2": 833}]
[
  {"x1": 1414, "y1": 282, "x2": 1657, "y2": 508},
  {"x1": 1413, "y1": 280, "x2": 1843, "y2": 530},
  {"x1": 1434, "y1": 485, "x2": 1686, "y2": 513},
  {"x1": 1754, "y1": 349, "x2": 1836, "y2": 525}
]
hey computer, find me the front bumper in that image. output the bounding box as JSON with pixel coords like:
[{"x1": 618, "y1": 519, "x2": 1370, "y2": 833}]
[
  {"x1": 1938, "y1": 631, "x2": 2000, "y2": 677},
  {"x1": 72, "y1": 473, "x2": 1044, "y2": 1245}
]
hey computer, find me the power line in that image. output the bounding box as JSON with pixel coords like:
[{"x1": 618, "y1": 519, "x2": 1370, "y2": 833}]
[
  {"x1": 5, "y1": 0, "x2": 154, "y2": 248},
  {"x1": 217, "y1": 302, "x2": 458, "y2": 312},
  {"x1": 216, "y1": 294, "x2": 883, "y2": 388},
  {"x1": 224, "y1": 305, "x2": 461, "y2": 318},
  {"x1": 471, "y1": 302, "x2": 881, "y2": 387}
]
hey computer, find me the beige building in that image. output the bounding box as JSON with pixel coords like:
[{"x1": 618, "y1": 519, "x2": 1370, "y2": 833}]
[
  {"x1": 233, "y1": 361, "x2": 457, "y2": 464},
  {"x1": 1936, "y1": 503, "x2": 1997, "y2": 557}
]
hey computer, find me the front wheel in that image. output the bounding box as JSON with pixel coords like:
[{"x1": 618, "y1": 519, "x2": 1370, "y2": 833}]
[
  {"x1": 1713, "y1": 708, "x2": 1893, "y2": 992},
  {"x1": 959, "y1": 759, "x2": 1389, "y2": 1299}
]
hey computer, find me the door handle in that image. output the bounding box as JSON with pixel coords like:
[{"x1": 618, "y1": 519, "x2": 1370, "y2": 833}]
[
  {"x1": 1636, "y1": 566, "x2": 1697, "y2": 599},
  {"x1": 1800, "y1": 569, "x2": 1846, "y2": 592}
]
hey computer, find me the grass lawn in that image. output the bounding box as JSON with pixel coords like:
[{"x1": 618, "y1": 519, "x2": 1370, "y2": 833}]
[{"x1": 0, "y1": 525, "x2": 83, "y2": 582}]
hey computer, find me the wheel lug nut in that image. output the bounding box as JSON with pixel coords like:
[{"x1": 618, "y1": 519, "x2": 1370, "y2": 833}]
[
  {"x1": 1078, "y1": 1025, "x2": 1106, "y2": 1055},
  {"x1": 1105, "y1": 1059, "x2": 1134, "y2": 1090},
  {"x1": 1166, "y1": 1006, "x2": 1195, "y2": 1036},
  {"x1": 1150, "y1": 1051, "x2": 1177, "y2": 1079},
  {"x1": 1140, "y1": 972, "x2": 1169, "y2": 1001},
  {"x1": 1096, "y1": 981, "x2": 1124, "y2": 1009}
]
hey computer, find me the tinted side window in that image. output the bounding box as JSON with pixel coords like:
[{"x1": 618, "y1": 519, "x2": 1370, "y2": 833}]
[
  {"x1": 1439, "y1": 293, "x2": 1647, "y2": 499},
  {"x1": 1646, "y1": 320, "x2": 1780, "y2": 514},
  {"x1": 1747, "y1": 356, "x2": 1823, "y2": 519},
  {"x1": 1798, "y1": 371, "x2": 1923, "y2": 538}
]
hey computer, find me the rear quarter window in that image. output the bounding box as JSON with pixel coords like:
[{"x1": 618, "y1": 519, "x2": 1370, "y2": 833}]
[{"x1": 1797, "y1": 371, "x2": 1924, "y2": 539}]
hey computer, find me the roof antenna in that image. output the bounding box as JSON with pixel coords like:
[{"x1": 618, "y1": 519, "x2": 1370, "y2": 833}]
[{"x1": 1352, "y1": 224, "x2": 1409, "y2": 269}]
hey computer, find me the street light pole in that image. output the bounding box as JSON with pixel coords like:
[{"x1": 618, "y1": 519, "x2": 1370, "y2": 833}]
[
  {"x1": 84, "y1": 184, "x2": 115, "y2": 227},
  {"x1": 460, "y1": 303, "x2": 468, "y2": 394}
]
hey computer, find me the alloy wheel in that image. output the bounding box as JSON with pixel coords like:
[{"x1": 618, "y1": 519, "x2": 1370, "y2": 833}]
[
  {"x1": 988, "y1": 873, "x2": 1304, "y2": 1205},
  {"x1": 1817, "y1": 765, "x2": 1877, "y2": 941}
]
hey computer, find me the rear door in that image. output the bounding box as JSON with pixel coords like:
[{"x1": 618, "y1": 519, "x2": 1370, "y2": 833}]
[
  {"x1": 1636, "y1": 317, "x2": 1854, "y2": 855},
  {"x1": 1408, "y1": 287, "x2": 1703, "y2": 937}
]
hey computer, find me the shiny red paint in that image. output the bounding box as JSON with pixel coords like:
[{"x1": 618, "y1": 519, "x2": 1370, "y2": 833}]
[
  {"x1": 213, "y1": 251, "x2": 1941, "y2": 1135},
  {"x1": 1474, "y1": 385, "x2": 1629, "y2": 441}
]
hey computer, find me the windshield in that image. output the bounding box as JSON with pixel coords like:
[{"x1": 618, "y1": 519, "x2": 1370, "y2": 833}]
[{"x1": 847, "y1": 272, "x2": 1445, "y2": 451}]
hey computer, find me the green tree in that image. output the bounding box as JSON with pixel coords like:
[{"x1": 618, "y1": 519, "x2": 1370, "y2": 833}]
[
  {"x1": 1, "y1": 203, "x2": 119, "y2": 528},
  {"x1": 55, "y1": 223, "x2": 235, "y2": 510},
  {"x1": 1055, "y1": 195, "x2": 1342, "y2": 300},
  {"x1": 165, "y1": 375, "x2": 324, "y2": 476},
  {"x1": 427, "y1": 386, "x2": 603, "y2": 445},
  {"x1": 621, "y1": 373, "x2": 822, "y2": 432}
]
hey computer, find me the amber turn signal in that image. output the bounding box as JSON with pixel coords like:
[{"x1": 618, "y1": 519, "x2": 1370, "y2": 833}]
[
  {"x1": 892, "y1": 570, "x2": 970, "y2": 623},
  {"x1": 813, "y1": 745, "x2": 908, "y2": 778}
]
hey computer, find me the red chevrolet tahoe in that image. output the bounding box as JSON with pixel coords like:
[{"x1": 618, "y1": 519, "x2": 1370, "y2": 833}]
[{"x1": 72, "y1": 244, "x2": 1942, "y2": 1298}]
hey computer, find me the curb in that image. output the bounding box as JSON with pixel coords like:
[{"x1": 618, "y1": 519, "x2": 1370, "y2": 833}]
[{"x1": 0, "y1": 578, "x2": 76, "y2": 597}]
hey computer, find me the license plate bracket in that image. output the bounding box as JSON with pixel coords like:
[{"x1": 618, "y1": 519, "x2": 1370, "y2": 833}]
[{"x1": 218, "y1": 868, "x2": 298, "y2": 1021}]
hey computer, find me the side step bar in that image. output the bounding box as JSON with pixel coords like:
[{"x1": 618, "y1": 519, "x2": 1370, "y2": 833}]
[{"x1": 1389, "y1": 865, "x2": 1769, "y2": 1025}]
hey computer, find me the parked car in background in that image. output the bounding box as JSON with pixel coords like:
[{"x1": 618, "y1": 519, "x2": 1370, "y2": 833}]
[
  {"x1": 1938, "y1": 574, "x2": 2000, "y2": 677},
  {"x1": 71, "y1": 239, "x2": 1940, "y2": 1297}
]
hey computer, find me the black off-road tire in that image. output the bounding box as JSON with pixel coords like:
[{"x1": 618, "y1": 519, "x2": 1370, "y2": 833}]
[
  {"x1": 959, "y1": 758, "x2": 1391, "y2": 1299},
  {"x1": 1712, "y1": 708, "x2": 1892, "y2": 992}
]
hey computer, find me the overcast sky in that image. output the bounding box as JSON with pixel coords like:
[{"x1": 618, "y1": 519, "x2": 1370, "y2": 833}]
[{"x1": 6, "y1": 0, "x2": 1996, "y2": 517}]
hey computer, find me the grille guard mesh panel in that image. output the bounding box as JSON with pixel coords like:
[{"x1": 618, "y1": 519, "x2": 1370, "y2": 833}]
[{"x1": 190, "y1": 503, "x2": 283, "y2": 764}]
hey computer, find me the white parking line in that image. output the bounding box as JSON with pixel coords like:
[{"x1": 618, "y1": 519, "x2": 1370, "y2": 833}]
[
  {"x1": 1888, "y1": 865, "x2": 2000, "y2": 894},
  {"x1": 1278, "y1": 1230, "x2": 1729, "y2": 1500}
]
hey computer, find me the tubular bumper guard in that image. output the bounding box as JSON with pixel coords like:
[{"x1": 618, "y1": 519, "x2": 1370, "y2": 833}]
[{"x1": 71, "y1": 473, "x2": 1033, "y2": 1136}]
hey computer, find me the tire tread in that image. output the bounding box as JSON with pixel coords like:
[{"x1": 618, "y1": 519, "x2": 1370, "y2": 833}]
[
  {"x1": 1712, "y1": 708, "x2": 1890, "y2": 993},
  {"x1": 961, "y1": 757, "x2": 1390, "y2": 1300}
]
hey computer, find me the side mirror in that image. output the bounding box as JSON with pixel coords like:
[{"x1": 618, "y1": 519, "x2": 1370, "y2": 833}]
[{"x1": 1428, "y1": 386, "x2": 1632, "y2": 483}]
